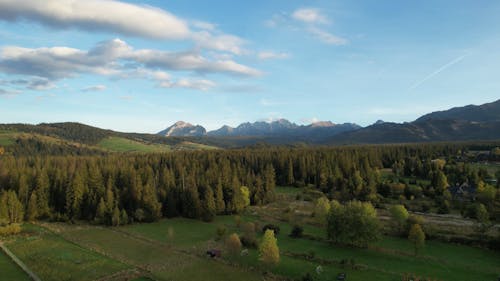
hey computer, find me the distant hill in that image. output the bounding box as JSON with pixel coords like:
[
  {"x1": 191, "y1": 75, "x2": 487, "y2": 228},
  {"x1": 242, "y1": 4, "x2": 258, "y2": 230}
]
[
  {"x1": 0, "y1": 122, "x2": 219, "y2": 155},
  {"x1": 416, "y1": 99, "x2": 500, "y2": 122}
]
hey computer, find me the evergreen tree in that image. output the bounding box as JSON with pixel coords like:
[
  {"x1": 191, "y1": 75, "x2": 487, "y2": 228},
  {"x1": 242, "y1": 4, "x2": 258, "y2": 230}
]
[
  {"x1": 66, "y1": 172, "x2": 85, "y2": 219},
  {"x1": 201, "y1": 186, "x2": 216, "y2": 222},
  {"x1": 408, "y1": 224, "x2": 425, "y2": 255},
  {"x1": 214, "y1": 180, "x2": 226, "y2": 214},
  {"x1": 95, "y1": 197, "x2": 107, "y2": 224},
  {"x1": 111, "y1": 206, "x2": 121, "y2": 226},
  {"x1": 26, "y1": 192, "x2": 38, "y2": 221}
]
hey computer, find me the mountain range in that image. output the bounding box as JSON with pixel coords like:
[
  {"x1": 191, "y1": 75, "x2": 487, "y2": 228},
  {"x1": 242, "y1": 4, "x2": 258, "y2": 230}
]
[
  {"x1": 156, "y1": 99, "x2": 500, "y2": 144},
  {"x1": 1, "y1": 99, "x2": 499, "y2": 154},
  {"x1": 157, "y1": 119, "x2": 361, "y2": 141}
]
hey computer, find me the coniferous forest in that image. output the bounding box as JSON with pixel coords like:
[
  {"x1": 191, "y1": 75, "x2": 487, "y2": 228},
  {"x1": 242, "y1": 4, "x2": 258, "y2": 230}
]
[{"x1": 1, "y1": 143, "x2": 498, "y2": 226}]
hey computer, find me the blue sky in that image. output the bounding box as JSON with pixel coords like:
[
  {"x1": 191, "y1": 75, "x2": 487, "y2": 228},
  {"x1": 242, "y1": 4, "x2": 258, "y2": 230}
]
[{"x1": 0, "y1": 0, "x2": 499, "y2": 132}]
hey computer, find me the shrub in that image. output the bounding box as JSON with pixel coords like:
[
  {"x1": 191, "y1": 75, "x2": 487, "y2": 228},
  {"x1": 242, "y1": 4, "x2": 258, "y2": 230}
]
[
  {"x1": 0, "y1": 223, "x2": 21, "y2": 236},
  {"x1": 226, "y1": 233, "x2": 242, "y2": 256},
  {"x1": 241, "y1": 222, "x2": 257, "y2": 248},
  {"x1": 262, "y1": 224, "x2": 280, "y2": 235},
  {"x1": 215, "y1": 225, "x2": 227, "y2": 241},
  {"x1": 301, "y1": 273, "x2": 314, "y2": 281},
  {"x1": 289, "y1": 225, "x2": 304, "y2": 238}
]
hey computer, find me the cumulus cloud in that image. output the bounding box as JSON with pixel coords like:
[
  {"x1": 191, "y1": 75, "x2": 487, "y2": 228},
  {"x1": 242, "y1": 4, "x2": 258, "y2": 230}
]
[
  {"x1": 0, "y1": 38, "x2": 261, "y2": 87},
  {"x1": 292, "y1": 8, "x2": 329, "y2": 24},
  {"x1": 0, "y1": 0, "x2": 190, "y2": 40},
  {"x1": 82, "y1": 85, "x2": 106, "y2": 92},
  {"x1": 258, "y1": 51, "x2": 290, "y2": 60}
]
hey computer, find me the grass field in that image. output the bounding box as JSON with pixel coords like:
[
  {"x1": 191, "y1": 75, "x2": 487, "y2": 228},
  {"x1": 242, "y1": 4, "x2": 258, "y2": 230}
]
[
  {"x1": 98, "y1": 137, "x2": 171, "y2": 153},
  {"x1": 0, "y1": 249, "x2": 31, "y2": 281},
  {"x1": 0, "y1": 132, "x2": 16, "y2": 146},
  {"x1": 5, "y1": 224, "x2": 128, "y2": 281},
  {"x1": 120, "y1": 215, "x2": 500, "y2": 281},
  {"x1": 41, "y1": 222, "x2": 263, "y2": 281}
]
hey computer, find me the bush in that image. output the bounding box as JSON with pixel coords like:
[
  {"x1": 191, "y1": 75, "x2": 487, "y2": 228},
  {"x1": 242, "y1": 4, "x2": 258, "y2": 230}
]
[
  {"x1": 241, "y1": 222, "x2": 257, "y2": 248},
  {"x1": 240, "y1": 235, "x2": 258, "y2": 248},
  {"x1": 0, "y1": 223, "x2": 21, "y2": 236},
  {"x1": 215, "y1": 225, "x2": 227, "y2": 241},
  {"x1": 226, "y1": 233, "x2": 242, "y2": 256},
  {"x1": 289, "y1": 225, "x2": 304, "y2": 238},
  {"x1": 262, "y1": 224, "x2": 280, "y2": 235},
  {"x1": 300, "y1": 273, "x2": 314, "y2": 281}
]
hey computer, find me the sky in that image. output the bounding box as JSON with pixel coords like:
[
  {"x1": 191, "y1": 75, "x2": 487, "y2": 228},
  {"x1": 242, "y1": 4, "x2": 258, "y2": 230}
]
[{"x1": 1, "y1": 0, "x2": 500, "y2": 133}]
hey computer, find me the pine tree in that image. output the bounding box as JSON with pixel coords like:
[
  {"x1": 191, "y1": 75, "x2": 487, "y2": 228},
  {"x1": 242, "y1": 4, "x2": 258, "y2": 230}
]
[
  {"x1": 66, "y1": 172, "x2": 85, "y2": 219},
  {"x1": 34, "y1": 169, "x2": 50, "y2": 218},
  {"x1": 111, "y1": 206, "x2": 120, "y2": 226},
  {"x1": 214, "y1": 180, "x2": 226, "y2": 214},
  {"x1": 408, "y1": 224, "x2": 425, "y2": 255},
  {"x1": 95, "y1": 198, "x2": 107, "y2": 224},
  {"x1": 120, "y1": 209, "x2": 129, "y2": 225},
  {"x1": 201, "y1": 186, "x2": 216, "y2": 222},
  {"x1": 26, "y1": 192, "x2": 38, "y2": 221}
]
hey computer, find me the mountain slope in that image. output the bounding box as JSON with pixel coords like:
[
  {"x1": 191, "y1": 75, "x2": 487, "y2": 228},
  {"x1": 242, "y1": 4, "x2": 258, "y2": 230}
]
[
  {"x1": 416, "y1": 99, "x2": 500, "y2": 122},
  {"x1": 329, "y1": 99, "x2": 500, "y2": 144}
]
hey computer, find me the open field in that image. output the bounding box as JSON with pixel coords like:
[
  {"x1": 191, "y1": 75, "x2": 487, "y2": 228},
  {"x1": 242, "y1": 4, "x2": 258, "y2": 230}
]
[
  {"x1": 40, "y1": 222, "x2": 263, "y2": 281},
  {"x1": 0, "y1": 248, "x2": 31, "y2": 281},
  {"x1": 0, "y1": 131, "x2": 16, "y2": 146},
  {"x1": 120, "y1": 215, "x2": 500, "y2": 281},
  {"x1": 4, "y1": 224, "x2": 128, "y2": 281},
  {"x1": 97, "y1": 137, "x2": 171, "y2": 153}
]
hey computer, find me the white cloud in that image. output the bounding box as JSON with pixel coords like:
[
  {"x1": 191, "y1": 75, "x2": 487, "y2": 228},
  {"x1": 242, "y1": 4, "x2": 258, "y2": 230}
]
[
  {"x1": 82, "y1": 85, "x2": 106, "y2": 92},
  {"x1": 191, "y1": 20, "x2": 217, "y2": 31},
  {"x1": 292, "y1": 8, "x2": 329, "y2": 24},
  {"x1": 268, "y1": 7, "x2": 347, "y2": 46},
  {"x1": 0, "y1": 0, "x2": 250, "y2": 56},
  {"x1": 0, "y1": 0, "x2": 190, "y2": 40},
  {"x1": 0, "y1": 88, "x2": 20, "y2": 95},
  {"x1": 307, "y1": 27, "x2": 348, "y2": 45},
  {"x1": 0, "y1": 39, "x2": 261, "y2": 87},
  {"x1": 300, "y1": 117, "x2": 320, "y2": 124},
  {"x1": 3, "y1": 77, "x2": 56, "y2": 90},
  {"x1": 159, "y1": 78, "x2": 216, "y2": 91},
  {"x1": 192, "y1": 31, "x2": 246, "y2": 55},
  {"x1": 258, "y1": 51, "x2": 290, "y2": 60}
]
